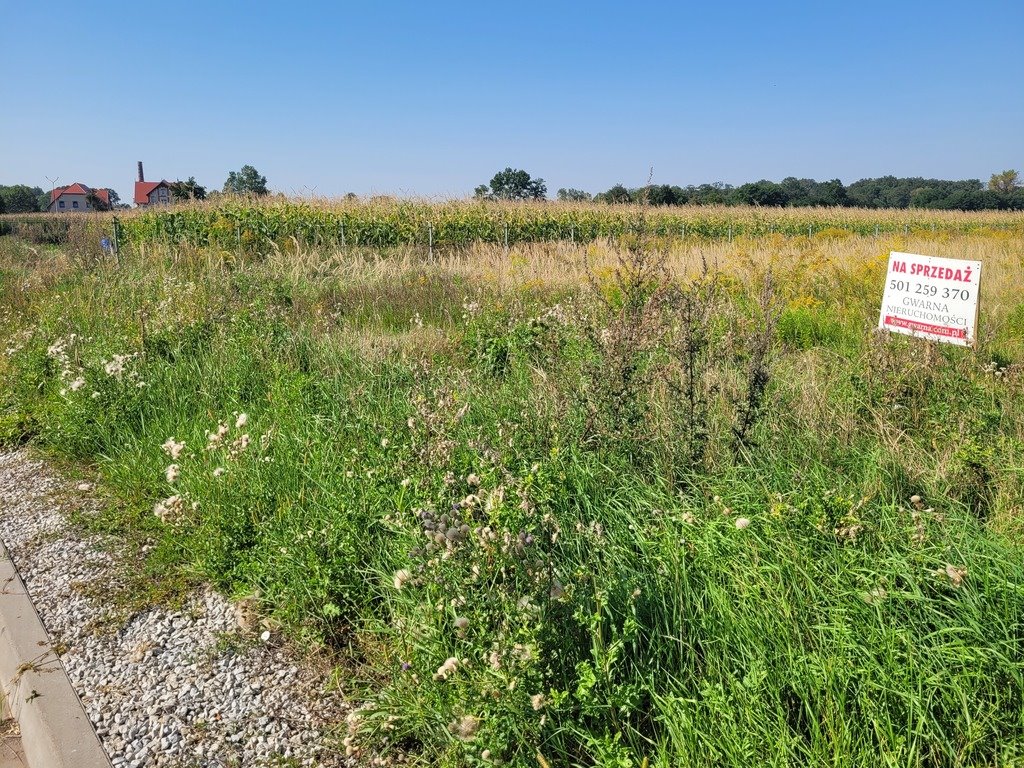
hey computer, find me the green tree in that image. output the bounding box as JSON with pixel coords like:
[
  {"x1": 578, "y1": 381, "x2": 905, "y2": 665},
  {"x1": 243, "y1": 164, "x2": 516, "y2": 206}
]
[
  {"x1": 475, "y1": 168, "x2": 546, "y2": 201},
  {"x1": 86, "y1": 189, "x2": 112, "y2": 211},
  {"x1": 557, "y1": 188, "x2": 592, "y2": 202},
  {"x1": 596, "y1": 183, "x2": 633, "y2": 204},
  {"x1": 639, "y1": 184, "x2": 680, "y2": 206},
  {"x1": 989, "y1": 170, "x2": 1019, "y2": 194},
  {"x1": 686, "y1": 183, "x2": 732, "y2": 205},
  {"x1": 815, "y1": 179, "x2": 848, "y2": 206},
  {"x1": 170, "y1": 177, "x2": 207, "y2": 201},
  {"x1": 780, "y1": 177, "x2": 848, "y2": 207},
  {"x1": 223, "y1": 165, "x2": 269, "y2": 196},
  {"x1": 731, "y1": 180, "x2": 789, "y2": 207},
  {"x1": 0, "y1": 185, "x2": 45, "y2": 213}
]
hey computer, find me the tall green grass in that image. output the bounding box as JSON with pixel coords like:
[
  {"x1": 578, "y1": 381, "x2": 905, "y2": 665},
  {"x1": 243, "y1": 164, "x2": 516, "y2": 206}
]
[{"x1": 1, "y1": 234, "x2": 1022, "y2": 767}]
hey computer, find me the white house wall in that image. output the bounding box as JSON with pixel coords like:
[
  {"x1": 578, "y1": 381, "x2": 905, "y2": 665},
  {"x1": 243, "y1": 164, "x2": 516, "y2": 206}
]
[{"x1": 48, "y1": 193, "x2": 94, "y2": 212}]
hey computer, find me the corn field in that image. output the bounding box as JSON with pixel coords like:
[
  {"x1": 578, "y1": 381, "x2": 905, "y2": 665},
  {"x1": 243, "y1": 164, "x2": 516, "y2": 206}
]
[
  {"x1": 4, "y1": 200, "x2": 1023, "y2": 256},
  {"x1": 116, "y1": 199, "x2": 1024, "y2": 251}
]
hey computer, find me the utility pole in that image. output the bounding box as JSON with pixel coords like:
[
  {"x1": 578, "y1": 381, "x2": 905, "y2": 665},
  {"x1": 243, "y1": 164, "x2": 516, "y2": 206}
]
[{"x1": 45, "y1": 175, "x2": 60, "y2": 213}]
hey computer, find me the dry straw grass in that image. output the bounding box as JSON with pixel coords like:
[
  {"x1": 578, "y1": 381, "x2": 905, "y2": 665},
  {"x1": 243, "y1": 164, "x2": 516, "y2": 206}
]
[{"x1": 262, "y1": 229, "x2": 1023, "y2": 309}]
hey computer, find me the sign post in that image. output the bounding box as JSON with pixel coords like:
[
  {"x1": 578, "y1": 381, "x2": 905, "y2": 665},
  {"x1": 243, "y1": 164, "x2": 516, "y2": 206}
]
[{"x1": 878, "y1": 251, "x2": 981, "y2": 348}]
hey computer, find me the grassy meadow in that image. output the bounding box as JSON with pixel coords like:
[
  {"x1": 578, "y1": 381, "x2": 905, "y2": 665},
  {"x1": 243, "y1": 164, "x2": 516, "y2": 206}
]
[{"x1": 1, "y1": 213, "x2": 1023, "y2": 767}]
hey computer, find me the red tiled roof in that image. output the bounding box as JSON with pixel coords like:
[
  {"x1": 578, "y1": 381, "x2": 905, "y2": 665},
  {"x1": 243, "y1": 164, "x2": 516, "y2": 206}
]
[
  {"x1": 50, "y1": 184, "x2": 110, "y2": 205},
  {"x1": 134, "y1": 180, "x2": 170, "y2": 205}
]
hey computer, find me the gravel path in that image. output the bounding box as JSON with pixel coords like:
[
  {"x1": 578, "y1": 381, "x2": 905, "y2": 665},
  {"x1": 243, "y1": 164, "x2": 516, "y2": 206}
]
[{"x1": 0, "y1": 449, "x2": 350, "y2": 768}]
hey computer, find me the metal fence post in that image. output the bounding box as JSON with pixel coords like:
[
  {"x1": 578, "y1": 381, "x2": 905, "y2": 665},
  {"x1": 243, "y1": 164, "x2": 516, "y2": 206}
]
[
  {"x1": 428, "y1": 223, "x2": 433, "y2": 259},
  {"x1": 504, "y1": 222, "x2": 509, "y2": 252}
]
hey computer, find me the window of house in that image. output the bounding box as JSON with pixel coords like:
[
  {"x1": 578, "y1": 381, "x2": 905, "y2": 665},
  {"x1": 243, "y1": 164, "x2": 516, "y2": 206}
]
[
  {"x1": 59, "y1": 200, "x2": 65, "y2": 208},
  {"x1": 72, "y1": 201, "x2": 79, "y2": 209}
]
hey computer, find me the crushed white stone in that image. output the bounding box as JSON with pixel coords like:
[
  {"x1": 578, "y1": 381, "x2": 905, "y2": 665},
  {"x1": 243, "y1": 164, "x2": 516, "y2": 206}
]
[{"x1": 0, "y1": 449, "x2": 351, "y2": 768}]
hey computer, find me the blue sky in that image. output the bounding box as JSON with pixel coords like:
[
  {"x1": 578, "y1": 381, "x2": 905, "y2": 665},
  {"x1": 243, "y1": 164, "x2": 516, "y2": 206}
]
[{"x1": 2, "y1": 1, "x2": 1021, "y2": 202}]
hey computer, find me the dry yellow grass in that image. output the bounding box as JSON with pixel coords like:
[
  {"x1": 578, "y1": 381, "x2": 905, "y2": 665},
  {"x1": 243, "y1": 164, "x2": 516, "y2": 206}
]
[{"x1": 264, "y1": 230, "x2": 1023, "y2": 312}]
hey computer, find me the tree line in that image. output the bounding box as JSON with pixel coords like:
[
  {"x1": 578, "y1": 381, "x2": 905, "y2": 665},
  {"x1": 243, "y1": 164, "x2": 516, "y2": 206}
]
[
  {"x1": 478, "y1": 168, "x2": 1023, "y2": 210},
  {"x1": 568, "y1": 171, "x2": 1024, "y2": 210},
  {"x1": 4, "y1": 167, "x2": 1020, "y2": 213}
]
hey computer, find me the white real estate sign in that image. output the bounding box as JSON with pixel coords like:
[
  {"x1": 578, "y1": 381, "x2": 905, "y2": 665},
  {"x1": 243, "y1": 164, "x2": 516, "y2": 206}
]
[{"x1": 878, "y1": 251, "x2": 982, "y2": 347}]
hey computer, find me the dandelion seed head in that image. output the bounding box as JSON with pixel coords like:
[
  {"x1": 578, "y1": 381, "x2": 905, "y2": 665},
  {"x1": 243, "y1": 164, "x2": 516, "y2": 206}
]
[
  {"x1": 208, "y1": 423, "x2": 229, "y2": 445},
  {"x1": 735, "y1": 517, "x2": 751, "y2": 530},
  {"x1": 863, "y1": 587, "x2": 888, "y2": 604},
  {"x1": 450, "y1": 714, "x2": 479, "y2": 741},
  {"x1": 943, "y1": 563, "x2": 966, "y2": 587},
  {"x1": 161, "y1": 438, "x2": 185, "y2": 460},
  {"x1": 393, "y1": 569, "x2": 412, "y2": 590},
  {"x1": 434, "y1": 656, "x2": 459, "y2": 681},
  {"x1": 102, "y1": 353, "x2": 132, "y2": 378},
  {"x1": 153, "y1": 494, "x2": 183, "y2": 523}
]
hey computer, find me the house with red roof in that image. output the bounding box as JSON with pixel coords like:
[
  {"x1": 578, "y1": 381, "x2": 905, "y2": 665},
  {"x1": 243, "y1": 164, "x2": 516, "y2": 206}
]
[
  {"x1": 133, "y1": 161, "x2": 176, "y2": 207},
  {"x1": 47, "y1": 183, "x2": 110, "y2": 213}
]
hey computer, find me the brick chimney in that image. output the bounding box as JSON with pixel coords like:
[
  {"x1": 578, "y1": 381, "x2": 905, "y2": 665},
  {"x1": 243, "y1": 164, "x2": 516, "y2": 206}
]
[{"x1": 137, "y1": 161, "x2": 145, "y2": 182}]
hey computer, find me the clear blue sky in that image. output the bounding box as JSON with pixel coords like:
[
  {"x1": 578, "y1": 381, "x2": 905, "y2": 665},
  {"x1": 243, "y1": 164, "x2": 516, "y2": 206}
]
[{"x1": 2, "y1": 1, "x2": 1021, "y2": 202}]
